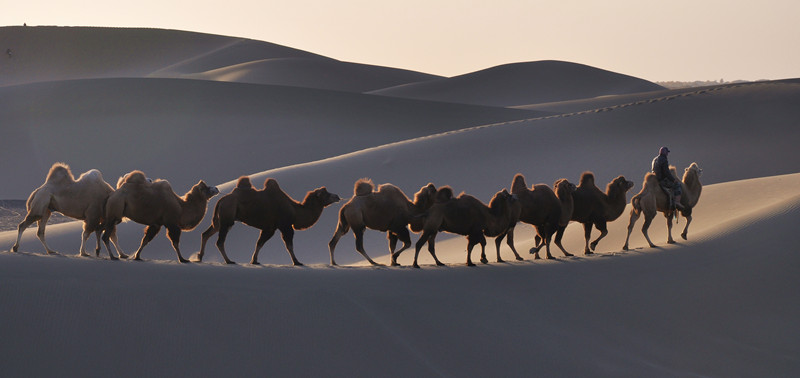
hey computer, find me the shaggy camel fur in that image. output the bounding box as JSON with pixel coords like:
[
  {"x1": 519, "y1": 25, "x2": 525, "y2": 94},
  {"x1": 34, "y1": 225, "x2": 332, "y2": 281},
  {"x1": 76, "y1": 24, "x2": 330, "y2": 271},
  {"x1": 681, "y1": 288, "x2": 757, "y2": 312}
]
[
  {"x1": 102, "y1": 171, "x2": 219, "y2": 263},
  {"x1": 195, "y1": 177, "x2": 340, "y2": 265},
  {"x1": 11, "y1": 163, "x2": 124, "y2": 258},
  {"x1": 328, "y1": 178, "x2": 437, "y2": 266},
  {"x1": 510, "y1": 174, "x2": 574, "y2": 260},
  {"x1": 403, "y1": 187, "x2": 519, "y2": 268},
  {"x1": 554, "y1": 172, "x2": 634, "y2": 254},
  {"x1": 623, "y1": 163, "x2": 703, "y2": 249}
]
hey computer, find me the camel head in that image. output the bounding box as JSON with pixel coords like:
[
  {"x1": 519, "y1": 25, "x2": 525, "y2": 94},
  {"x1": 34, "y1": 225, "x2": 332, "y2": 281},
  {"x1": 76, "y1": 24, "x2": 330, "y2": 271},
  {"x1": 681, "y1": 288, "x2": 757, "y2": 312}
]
[
  {"x1": 608, "y1": 176, "x2": 635, "y2": 196},
  {"x1": 685, "y1": 162, "x2": 703, "y2": 178},
  {"x1": 308, "y1": 187, "x2": 341, "y2": 206},
  {"x1": 193, "y1": 180, "x2": 220, "y2": 199},
  {"x1": 488, "y1": 188, "x2": 519, "y2": 220},
  {"x1": 490, "y1": 189, "x2": 518, "y2": 208},
  {"x1": 413, "y1": 183, "x2": 438, "y2": 209}
]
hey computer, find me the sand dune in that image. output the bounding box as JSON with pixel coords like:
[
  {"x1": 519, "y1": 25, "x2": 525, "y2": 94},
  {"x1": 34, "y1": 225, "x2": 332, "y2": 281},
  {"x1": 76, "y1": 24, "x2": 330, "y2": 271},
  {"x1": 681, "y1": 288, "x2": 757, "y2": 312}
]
[
  {"x1": 1, "y1": 26, "x2": 799, "y2": 377},
  {"x1": 176, "y1": 57, "x2": 442, "y2": 92},
  {"x1": 0, "y1": 77, "x2": 542, "y2": 199},
  {"x1": 369, "y1": 60, "x2": 666, "y2": 107}
]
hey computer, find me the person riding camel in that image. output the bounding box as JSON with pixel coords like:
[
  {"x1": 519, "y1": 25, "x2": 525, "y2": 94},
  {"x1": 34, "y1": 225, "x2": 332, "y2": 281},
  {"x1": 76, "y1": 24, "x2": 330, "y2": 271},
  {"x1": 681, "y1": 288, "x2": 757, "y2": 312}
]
[{"x1": 652, "y1": 146, "x2": 685, "y2": 211}]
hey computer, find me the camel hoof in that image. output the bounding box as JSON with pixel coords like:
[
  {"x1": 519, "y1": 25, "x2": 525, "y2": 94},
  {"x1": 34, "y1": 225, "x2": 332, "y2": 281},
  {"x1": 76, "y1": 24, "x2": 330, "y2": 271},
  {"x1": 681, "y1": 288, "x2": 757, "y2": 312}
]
[
  {"x1": 466, "y1": 262, "x2": 476, "y2": 267},
  {"x1": 250, "y1": 261, "x2": 260, "y2": 265},
  {"x1": 546, "y1": 255, "x2": 555, "y2": 260},
  {"x1": 563, "y1": 252, "x2": 574, "y2": 257},
  {"x1": 435, "y1": 261, "x2": 445, "y2": 266},
  {"x1": 189, "y1": 253, "x2": 203, "y2": 262},
  {"x1": 79, "y1": 252, "x2": 90, "y2": 258},
  {"x1": 480, "y1": 258, "x2": 488, "y2": 264},
  {"x1": 622, "y1": 245, "x2": 628, "y2": 251},
  {"x1": 528, "y1": 247, "x2": 540, "y2": 254},
  {"x1": 11, "y1": 245, "x2": 19, "y2": 253},
  {"x1": 47, "y1": 250, "x2": 59, "y2": 255},
  {"x1": 179, "y1": 258, "x2": 190, "y2": 264},
  {"x1": 370, "y1": 261, "x2": 384, "y2": 267},
  {"x1": 293, "y1": 261, "x2": 304, "y2": 267},
  {"x1": 667, "y1": 240, "x2": 676, "y2": 244},
  {"x1": 412, "y1": 264, "x2": 420, "y2": 269},
  {"x1": 584, "y1": 251, "x2": 594, "y2": 255},
  {"x1": 515, "y1": 256, "x2": 524, "y2": 261},
  {"x1": 390, "y1": 262, "x2": 399, "y2": 267},
  {"x1": 497, "y1": 258, "x2": 505, "y2": 263},
  {"x1": 109, "y1": 255, "x2": 118, "y2": 261},
  {"x1": 118, "y1": 253, "x2": 129, "y2": 259},
  {"x1": 681, "y1": 233, "x2": 688, "y2": 240},
  {"x1": 225, "y1": 260, "x2": 236, "y2": 265}
]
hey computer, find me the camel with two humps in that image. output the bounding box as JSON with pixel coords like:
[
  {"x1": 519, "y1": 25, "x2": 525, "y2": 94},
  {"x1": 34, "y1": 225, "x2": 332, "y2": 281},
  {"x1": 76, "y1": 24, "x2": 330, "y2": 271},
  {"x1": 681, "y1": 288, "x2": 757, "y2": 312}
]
[
  {"x1": 623, "y1": 163, "x2": 703, "y2": 250},
  {"x1": 554, "y1": 172, "x2": 634, "y2": 254},
  {"x1": 12, "y1": 162, "x2": 124, "y2": 259},
  {"x1": 195, "y1": 177, "x2": 340, "y2": 265},
  {"x1": 328, "y1": 178, "x2": 437, "y2": 266},
  {"x1": 511, "y1": 174, "x2": 576, "y2": 260},
  {"x1": 403, "y1": 187, "x2": 520, "y2": 268},
  {"x1": 102, "y1": 171, "x2": 219, "y2": 263}
]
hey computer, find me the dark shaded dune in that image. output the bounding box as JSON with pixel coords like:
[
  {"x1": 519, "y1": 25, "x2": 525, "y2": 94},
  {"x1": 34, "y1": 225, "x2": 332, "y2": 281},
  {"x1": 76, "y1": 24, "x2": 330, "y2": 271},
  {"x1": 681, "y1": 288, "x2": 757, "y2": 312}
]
[
  {"x1": 0, "y1": 77, "x2": 546, "y2": 199},
  {"x1": 369, "y1": 60, "x2": 666, "y2": 107},
  {"x1": 0, "y1": 26, "x2": 239, "y2": 86},
  {"x1": 181, "y1": 57, "x2": 442, "y2": 92}
]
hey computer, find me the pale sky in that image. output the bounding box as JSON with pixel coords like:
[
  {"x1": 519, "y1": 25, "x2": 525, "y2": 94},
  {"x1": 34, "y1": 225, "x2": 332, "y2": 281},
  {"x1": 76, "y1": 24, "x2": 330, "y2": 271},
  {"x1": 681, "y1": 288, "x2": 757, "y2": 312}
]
[{"x1": 2, "y1": 0, "x2": 799, "y2": 81}]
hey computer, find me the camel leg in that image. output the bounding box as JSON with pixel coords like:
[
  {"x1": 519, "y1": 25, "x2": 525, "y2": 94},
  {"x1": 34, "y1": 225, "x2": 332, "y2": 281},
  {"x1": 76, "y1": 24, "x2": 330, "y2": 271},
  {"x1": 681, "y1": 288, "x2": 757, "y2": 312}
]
[
  {"x1": 279, "y1": 227, "x2": 303, "y2": 266},
  {"x1": 411, "y1": 231, "x2": 430, "y2": 268},
  {"x1": 79, "y1": 224, "x2": 93, "y2": 257},
  {"x1": 390, "y1": 228, "x2": 412, "y2": 266},
  {"x1": 665, "y1": 213, "x2": 676, "y2": 244},
  {"x1": 131, "y1": 225, "x2": 161, "y2": 261},
  {"x1": 94, "y1": 229, "x2": 103, "y2": 257},
  {"x1": 165, "y1": 225, "x2": 188, "y2": 263},
  {"x1": 465, "y1": 235, "x2": 480, "y2": 267},
  {"x1": 327, "y1": 221, "x2": 349, "y2": 266},
  {"x1": 12, "y1": 213, "x2": 40, "y2": 253},
  {"x1": 504, "y1": 227, "x2": 523, "y2": 261},
  {"x1": 494, "y1": 232, "x2": 506, "y2": 263},
  {"x1": 36, "y1": 212, "x2": 58, "y2": 255},
  {"x1": 681, "y1": 213, "x2": 692, "y2": 240},
  {"x1": 212, "y1": 223, "x2": 235, "y2": 264},
  {"x1": 427, "y1": 233, "x2": 444, "y2": 266},
  {"x1": 623, "y1": 209, "x2": 639, "y2": 251},
  {"x1": 641, "y1": 213, "x2": 656, "y2": 248},
  {"x1": 100, "y1": 224, "x2": 122, "y2": 260},
  {"x1": 250, "y1": 228, "x2": 275, "y2": 265},
  {"x1": 530, "y1": 234, "x2": 543, "y2": 254},
  {"x1": 551, "y1": 226, "x2": 570, "y2": 257},
  {"x1": 353, "y1": 227, "x2": 382, "y2": 266},
  {"x1": 589, "y1": 222, "x2": 608, "y2": 252},
  {"x1": 480, "y1": 234, "x2": 490, "y2": 264},
  {"x1": 543, "y1": 230, "x2": 556, "y2": 259}
]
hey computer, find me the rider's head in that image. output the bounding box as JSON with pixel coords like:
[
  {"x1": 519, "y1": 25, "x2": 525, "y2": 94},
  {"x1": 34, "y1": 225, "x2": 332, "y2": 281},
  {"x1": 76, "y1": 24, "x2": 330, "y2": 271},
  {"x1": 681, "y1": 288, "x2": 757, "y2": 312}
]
[{"x1": 659, "y1": 146, "x2": 670, "y2": 156}]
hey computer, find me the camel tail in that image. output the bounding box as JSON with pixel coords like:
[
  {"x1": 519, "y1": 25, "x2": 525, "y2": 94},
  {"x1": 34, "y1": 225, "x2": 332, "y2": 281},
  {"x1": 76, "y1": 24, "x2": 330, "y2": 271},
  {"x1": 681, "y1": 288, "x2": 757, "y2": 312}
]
[
  {"x1": 336, "y1": 206, "x2": 351, "y2": 234},
  {"x1": 630, "y1": 195, "x2": 642, "y2": 216},
  {"x1": 354, "y1": 178, "x2": 374, "y2": 196}
]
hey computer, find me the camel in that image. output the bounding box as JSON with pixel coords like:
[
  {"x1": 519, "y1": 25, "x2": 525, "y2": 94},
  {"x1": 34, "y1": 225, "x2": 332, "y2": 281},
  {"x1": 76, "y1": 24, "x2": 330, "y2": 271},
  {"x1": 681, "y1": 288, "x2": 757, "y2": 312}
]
[
  {"x1": 11, "y1": 162, "x2": 124, "y2": 259},
  {"x1": 101, "y1": 171, "x2": 219, "y2": 263},
  {"x1": 402, "y1": 187, "x2": 519, "y2": 268},
  {"x1": 553, "y1": 172, "x2": 634, "y2": 254},
  {"x1": 327, "y1": 178, "x2": 437, "y2": 266},
  {"x1": 195, "y1": 177, "x2": 340, "y2": 265},
  {"x1": 623, "y1": 163, "x2": 703, "y2": 250},
  {"x1": 513, "y1": 175, "x2": 577, "y2": 259}
]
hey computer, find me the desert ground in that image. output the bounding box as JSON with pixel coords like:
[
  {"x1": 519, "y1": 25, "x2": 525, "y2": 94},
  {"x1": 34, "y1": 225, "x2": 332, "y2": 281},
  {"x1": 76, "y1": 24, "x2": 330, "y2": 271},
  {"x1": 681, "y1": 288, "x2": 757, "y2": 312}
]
[{"x1": 1, "y1": 26, "x2": 798, "y2": 376}]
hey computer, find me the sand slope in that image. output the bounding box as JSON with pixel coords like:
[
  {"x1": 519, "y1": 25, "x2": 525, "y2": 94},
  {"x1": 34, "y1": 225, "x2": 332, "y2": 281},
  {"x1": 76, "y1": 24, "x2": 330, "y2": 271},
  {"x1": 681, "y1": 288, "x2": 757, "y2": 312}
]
[
  {"x1": 369, "y1": 60, "x2": 666, "y2": 107},
  {"x1": 176, "y1": 57, "x2": 442, "y2": 92}
]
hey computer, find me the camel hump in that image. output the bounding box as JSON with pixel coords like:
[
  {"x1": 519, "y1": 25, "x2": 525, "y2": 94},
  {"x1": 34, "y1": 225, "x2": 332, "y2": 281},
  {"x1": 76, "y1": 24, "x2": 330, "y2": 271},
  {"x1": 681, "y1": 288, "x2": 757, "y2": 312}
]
[
  {"x1": 579, "y1": 171, "x2": 595, "y2": 187},
  {"x1": 669, "y1": 165, "x2": 679, "y2": 179},
  {"x1": 46, "y1": 162, "x2": 74, "y2": 183},
  {"x1": 263, "y1": 178, "x2": 281, "y2": 192},
  {"x1": 236, "y1": 176, "x2": 253, "y2": 189},
  {"x1": 117, "y1": 170, "x2": 149, "y2": 188},
  {"x1": 511, "y1": 173, "x2": 528, "y2": 193},
  {"x1": 354, "y1": 178, "x2": 374, "y2": 196},
  {"x1": 435, "y1": 186, "x2": 454, "y2": 203}
]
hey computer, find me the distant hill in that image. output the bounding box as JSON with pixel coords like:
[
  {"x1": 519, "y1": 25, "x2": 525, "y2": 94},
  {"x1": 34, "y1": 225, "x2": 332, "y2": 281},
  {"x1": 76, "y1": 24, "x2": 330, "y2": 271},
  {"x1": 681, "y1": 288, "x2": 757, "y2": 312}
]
[
  {"x1": 170, "y1": 57, "x2": 442, "y2": 93},
  {"x1": 369, "y1": 60, "x2": 666, "y2": 107},
  {"x1": 0, "y1": 26, "x2": 441, "y2": 92}
]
